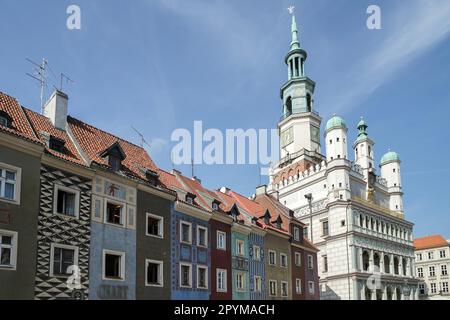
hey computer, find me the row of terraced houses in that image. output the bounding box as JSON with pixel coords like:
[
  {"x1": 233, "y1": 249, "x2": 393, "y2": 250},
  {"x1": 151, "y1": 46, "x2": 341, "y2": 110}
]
[{"x1": 0, "y1": 89, "x2": 319, "y2": 300}]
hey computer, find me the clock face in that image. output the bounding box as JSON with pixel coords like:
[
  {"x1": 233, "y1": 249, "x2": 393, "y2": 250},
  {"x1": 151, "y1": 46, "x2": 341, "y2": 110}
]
[
  {"x1": 311, "y1": 125, "x2": 320, "y2": 143},
  {"x1": 281, "y1": 127, "x2": 294, "y2": 148}
]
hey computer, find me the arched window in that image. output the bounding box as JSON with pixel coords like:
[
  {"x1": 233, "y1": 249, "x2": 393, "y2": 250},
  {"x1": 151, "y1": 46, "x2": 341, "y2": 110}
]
[
  {"x1": 394, "y1": 257, "x2": 399, "y2": 275},
  {"x1": 374, "y1": 253, "x2": 380, "y2": 270},
  {"x1": 365, "y1": 286, "x2": 372, "y2": 300},
  {"x1": 384, "y1": 255, "x2": 390, "y2": 273},
  {"x1": 360, "y1": 215, "x2": 364, "y2": 227},
  {"x1": 387, "y1": 287, "x2": 393, "y2": 300},
  {"x1": 402, "y1": 258, "x2": 407, "y2": 276},
  {"x1": 306, "y1": 93, "x2": 312, "y2": 112},
  {"x1": 285, "y1": 97, "x2": 292, "y2": 117},
  {"x1": 363, "y1": 251, "x2": 370, "y2": 271},
  {"x1": 396, "y1": 287, "x2": 402, "y2": 300}
]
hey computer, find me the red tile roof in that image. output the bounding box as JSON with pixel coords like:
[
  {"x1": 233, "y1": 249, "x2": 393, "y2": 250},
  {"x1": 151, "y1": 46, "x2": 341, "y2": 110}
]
[
  {"x1": 0, "y1": 92, "x2": 40, "y2": 144},
  {"x1": 68, "y1": 116, "x2": 157, "y2": 180},
  {"x1": 24, "y1": 108, "x2": 85, "y2": 166},
  {"x1": 414, "y1": 235, "x2": 449, "y2": 250}
]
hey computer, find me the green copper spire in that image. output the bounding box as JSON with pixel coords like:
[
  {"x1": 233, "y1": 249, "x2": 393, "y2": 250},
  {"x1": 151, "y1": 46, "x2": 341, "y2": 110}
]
[
  {"x1": 356, "y1": 117, "x2": 368, "y2": 141},
  {"x1": 290, "y1": 14, "x2": 300, "y2": 51}
]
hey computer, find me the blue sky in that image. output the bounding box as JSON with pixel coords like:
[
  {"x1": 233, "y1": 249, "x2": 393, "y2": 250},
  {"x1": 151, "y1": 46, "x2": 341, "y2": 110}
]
[{"x1": 1, "y1": 0, "x2": 450, "y2": 238}]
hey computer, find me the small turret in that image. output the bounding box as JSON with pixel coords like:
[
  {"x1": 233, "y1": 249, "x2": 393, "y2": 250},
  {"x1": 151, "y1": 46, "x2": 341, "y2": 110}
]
[
  {"x1": 325, "y1": 115, "x2": 348, "y2": 162},
  {"x1": 380, "y1": 150, "x2": 403, "y2": 214}
]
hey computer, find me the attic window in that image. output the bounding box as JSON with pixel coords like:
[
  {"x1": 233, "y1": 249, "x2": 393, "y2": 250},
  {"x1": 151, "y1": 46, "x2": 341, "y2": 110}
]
[
  {"x1": 0, "y1": 111, "x2": 12, "y2": 128},
  {"x1": 100, "y1": 142, "x2": 126, "y2": 172},
  {"x1": 108, "y1": 156, "x2": 121, "y2": 172},
  {"x1": 186, "y1": 194, "x2": 194, "y2": 205},
  {"x1": 49, "y1": 136, "x2": 66, "y2": 153},
  {"x1": 212, "y1": 202, "x2": 219, "y2": 211}
]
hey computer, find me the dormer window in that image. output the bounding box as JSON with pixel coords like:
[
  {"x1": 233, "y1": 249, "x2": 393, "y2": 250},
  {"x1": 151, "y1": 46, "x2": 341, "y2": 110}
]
[
  {"x1": 185, "y1": 193, "x2": 196, "y2": 205},
  {"x1": 0, "y1": 111, "x2": 12, "y2": 128},
  {"x1": 264, "y1": 210, "x2": 271, "y2": 225},
  {"x1": 100, "y1": 142, "x2": 126, "y2": 172},
  {"x1": 212, "y1": 202, "x2": 218, "y2": 211},
  {"x1": 49, "y1": 136, "x2": 66, "y2": 153}
]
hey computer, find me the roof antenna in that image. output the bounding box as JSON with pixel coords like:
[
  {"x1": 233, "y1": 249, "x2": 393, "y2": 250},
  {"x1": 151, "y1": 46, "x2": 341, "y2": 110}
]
[
  {"x1": 59, "y1": 73, "x2": 75, "y2": 92},
  {"x1": 131, "y1": 126, "x2": 151, "y2": 149},
  {"x1": 26, "y1": 58, "x2": 48, "y2": 114}
]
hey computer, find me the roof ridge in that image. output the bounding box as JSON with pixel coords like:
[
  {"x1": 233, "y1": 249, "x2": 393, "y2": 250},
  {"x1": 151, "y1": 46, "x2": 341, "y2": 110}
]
[{"x1": 67, "y1": 115, "x2": 146, "y2": 151}]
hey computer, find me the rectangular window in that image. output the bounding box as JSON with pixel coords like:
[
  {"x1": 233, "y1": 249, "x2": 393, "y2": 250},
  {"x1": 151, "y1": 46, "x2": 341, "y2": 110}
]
[
  {"x1": 307, "y1": 255, "x2": 314, "y2": 269},
  {"x1": 442, "y1": 282, "x2": 449, "y2": 293},
  {"x1": 103, "y1": 250, "x2": 125, "y2": 280},
  {"x1": 293, "y1": 227, "x2": 300, "y2": 241},
  {"x1": 431, "y1": 283, "x2": 437, "y2": 294},
  {"x1": 323, "y1": 255, "x2": 328, "y2": 273},
  {"x1": 253, "y1": 246, "x2": 261, "y2": 261},
  {"x1": 308, "y1": 281, "x2": 315, "y2": 295},
  {"x1": 440, "y1": 250, "x2": 446, "y2": 258},
  {"x1": 146, "y1": 213, "x2": 163, "y2": 238},
  {"x1": 180, "y1": 263, "x2": 192, "y2": 288},
  {"x1": 295, "y1": 252, "x2": 302, "y2": 266},
  {"x1": 269, "y1": 280, "x2": 277, "y2": 296},
  {"x1": 295, "y1": 279, "x2": 302, "y2": 294},
  {"x1": 303, "y1": 227, "x2": 309, "y2": 239},
  {"x1": 419, "y1": 284, "x2": 425, "y2": 295},
  {"x1": 417, "y1": 253, "x2": 422, "y2": 261},
  {"x1": 197, "y1": 226, "x2": 208, "y2": 247},
  {"x1": 322, "y1": 220, "x2": 329, "y2": 236},
  {"x1": 180, "y1": 221, "x2": 192, "y2": 244},
  {"x1": 254, "y1": 276, "x2": 262, "y2": 292},
  {"x1": 0, "y1": 230, "x2": 18, "y2": 269},
  {"x1": 50, "y1": 244, "x2": 78, "y2": 277},
  {"x1": 236, "y1": 240, "x2": 245, "y2": 257},
  {"x1": 216, "y1": 269, "x2": 227, "y2": 292},
  {"x1": 197, "y1": 265, "x2": 208, "y2": 289},
  {"x1": 280, "y1": 253, "x2": 288, "y2": 268},
  {"x1": 0, "y1": 165, "x2": 20, "y2": 203},
  {"x1": 269, "y1": 250, "x2": 276, "y2": 266},
  {"x1": 146, "y1": 259, "x2": 163, "y2": 287},
  {"x1": 417, "y1": 267, "x2": 424, "y2": 278},
  {"x1": 442, "y1": 265, "x2": 448, "y2": 276},
  {"x1": 236, "y1": 272, "x2": 245, "y2": 291},
  {"x1": 430, "y1": 266, "x2": 436, "y2": 277},
  {"x1": 281, "y1": 281, "x2": 288, "y2": 297},
  {"x1": 429, "y1": 251, "x2": 434, "y2": 260},
  {"x1": 105, "y1": 201, "x2": 124, "y2": 225},
  {"x1": 217, "y1": 231, "x2": 226, "y2": 250}
]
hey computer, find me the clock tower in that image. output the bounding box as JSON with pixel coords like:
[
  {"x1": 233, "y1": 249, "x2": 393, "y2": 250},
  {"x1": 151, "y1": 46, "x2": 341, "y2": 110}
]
[{"x1": 278, "y1": 12, "x2": 323, "y2": 166}]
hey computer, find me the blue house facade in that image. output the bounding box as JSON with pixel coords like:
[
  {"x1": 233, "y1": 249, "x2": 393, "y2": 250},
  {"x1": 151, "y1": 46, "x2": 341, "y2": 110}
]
[
  {"x1": 89, "y1": 175, "x2": 137, "y2": 300},
  {"x1": 248, "y1": 228, "x2": 266, "y2": 300},
  {"x1": 171, "y1": 201, "x2": 211, "y2": 300},
  {"x1": 231, "y1": 222, "x2": 251, "y2": 300}
]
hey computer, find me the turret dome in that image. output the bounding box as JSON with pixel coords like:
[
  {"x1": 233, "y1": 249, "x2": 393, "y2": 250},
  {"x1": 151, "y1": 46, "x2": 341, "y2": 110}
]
[
  {"x1": 326, "y1": 115, "x2": 347, "y2": 131},
  {"x1": 380, "y1": 151, "x2": 401, "y2": 165}
]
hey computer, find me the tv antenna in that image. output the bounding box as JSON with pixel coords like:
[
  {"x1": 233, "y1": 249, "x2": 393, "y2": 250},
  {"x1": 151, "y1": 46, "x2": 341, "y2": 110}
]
[
  {"x1": 59, "y1": 73, "x2": 75, "y2": 91},
  {"x1": 26, "y1": 58, "x2": 48, "y2": 114},
  {"x1": 131, "y1": 126, "x2": 151, "y2": 149}
]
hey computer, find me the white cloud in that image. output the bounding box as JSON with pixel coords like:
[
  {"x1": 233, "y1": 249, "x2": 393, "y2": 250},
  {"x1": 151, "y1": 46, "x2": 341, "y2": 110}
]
[{"x1": 328, "y1": 0, "x2": 450, "y2": 113}]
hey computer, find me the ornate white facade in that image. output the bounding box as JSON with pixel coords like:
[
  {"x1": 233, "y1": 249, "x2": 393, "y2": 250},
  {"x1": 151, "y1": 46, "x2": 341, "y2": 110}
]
[{"x1": 267, "y1": 13, "x2": 419, "y2": 300}]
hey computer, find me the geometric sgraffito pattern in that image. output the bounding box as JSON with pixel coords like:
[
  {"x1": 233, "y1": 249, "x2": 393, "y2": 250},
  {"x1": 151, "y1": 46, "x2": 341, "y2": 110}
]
[{"x1": 34, "y1": 165, "x2": 91, "y2": 300}]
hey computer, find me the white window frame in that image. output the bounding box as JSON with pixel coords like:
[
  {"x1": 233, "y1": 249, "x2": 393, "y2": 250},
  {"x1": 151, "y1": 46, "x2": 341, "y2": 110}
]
[
  {"x1": 308, "y1": 281, "x2": 315, "y2": 295},
  {"x1": 102, "y1": 249, "x2": 125, "y2": 281},
  {"x1": 146, "y1": 213, "x2": 164, "y2": 238},
  {"x1": 428, "y1": 251, "x2": 434, "y2": 260},
  {"x1": 442, "y1": 265, "x2": 448, "y2": 276},
  {"x1": 295, "y1": 278, "x2": 302, "y2": 294},
  {"x1": 236, "y1": 239, "x2": 245, "y2": 257},
  {"x1": 0, "y1": 230, "x2": 18, "y2": 270},
  {"x1": 216, "y1": 268, "x2": 227, "y2": 293},
  {"x1": 53, "y1": 184, "x2": 80, "y2": 218},
  {"x1": 197, "y1": 225, "x2": 208, "y2": 248},
  {"x1": 280, "y1": 253, "x2": 288, "y2": 268},
  {"x1": 440, "y1": 250, "x2": 446, "y2": 258},
  {"x1": 217, "y1": 231, "x2": 226, "y2": 250},
  {"x1": 269, "y1": 280, "x2": 277, "y2": 297},
  {"x1": 293, "y1": 227, "x2": 300, "y2": 241},
  {"x1": 417, "y1": 267, "x2": 424, "y2": 278},
  {"x1": 295, "y1": 252, "x2": 302, "y2": 266},
  {"x1": 254, "y1": 276, "x2": 262, "y2": 292},
  {"x1": 430, "y1": 266, "x2": 436, "y2": 277},
  {"x1": 104, "y1": 198, "x2": 125, "y2": 226},
  {"x1": 49, "y1": 243, "x2": 79, "y2": 278},
  {"x1": 281, "y1": 281, "x2": 289, "y2": 297},
  {"x1": 145, "y1": 259, "x2": 163, "y2": 287},
  {"x1": 0, "y1": 163, "x2": 21, "y2": 205},
  {"x1": 442, "y1": 282, "x2": 449, "y2": 293},
  {"x1": 431, "y1": 283, "x2": 437, "y2": 294},
  {"x1": 180, "y1": 221, "x2": 192, "y2": 244},
  {"x1": 253, "y1": 245, "x2": 261, "y2": 261},
  {"x1": 179, "y1": 262, "x2": 192, "y2": 288},
  {"x1": 197, "y1": 265, "x2": 208, "y2": 289},
  {"x1": 236, "y1": 271, "x2": 246, "y2": 292},
  {"x1": 268, "y1": 250, "x2": 277, "y2": 266},
  {"x1": 307, "y1": 254, "x2": 314, "y2": 269}
]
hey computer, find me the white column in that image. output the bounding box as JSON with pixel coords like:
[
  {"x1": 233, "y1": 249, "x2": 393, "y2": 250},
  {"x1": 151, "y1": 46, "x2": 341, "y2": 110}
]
[
  {"x1": 380, "y1": 252, "x2": 384, "y2": 274},
  {"x1": 389, "y1": 254, "x2": 394, "y2": 274},
  {"x1": 369, "y1": 250, "x2": 374, "y2": 272},
  {"x1": 359, "y1": 248, "x2": 364, "y2": 272}
]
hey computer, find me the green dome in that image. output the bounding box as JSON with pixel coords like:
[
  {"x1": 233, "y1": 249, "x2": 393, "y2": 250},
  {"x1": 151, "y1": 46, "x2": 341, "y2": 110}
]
[
  {"x1": 381, "y1": 151, "x2": 401, "y2": 165},
  {"x1": 326, "y1": 115, "x2": 347, "y2": 131}
]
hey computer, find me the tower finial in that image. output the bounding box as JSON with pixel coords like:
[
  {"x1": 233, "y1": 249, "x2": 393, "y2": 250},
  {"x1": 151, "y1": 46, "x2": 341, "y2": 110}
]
[{"x1": 287, "y1": 5, "x2": 300, "y2": 51}]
